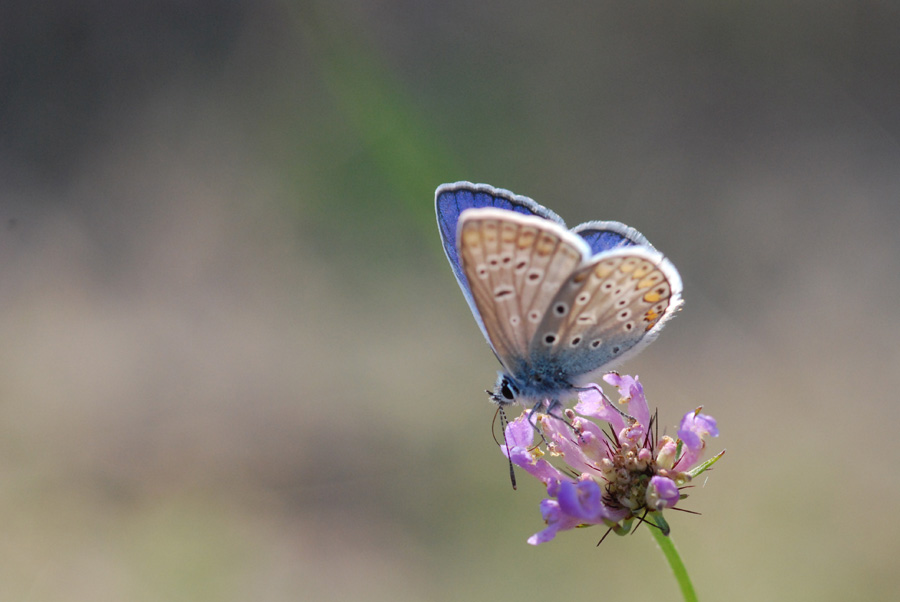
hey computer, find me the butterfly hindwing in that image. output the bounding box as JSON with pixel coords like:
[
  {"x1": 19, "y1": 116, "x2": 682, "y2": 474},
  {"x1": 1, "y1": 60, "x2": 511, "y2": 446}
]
[
  {"x1": 531, "y1": 247, "x2": 683, "y2": 381},
  {"x1": 571, "y1": 220, "x2": 653, "y2": 254},
  {"x1": 457, "y1": 208, "x2": 589, "y2": 371}
]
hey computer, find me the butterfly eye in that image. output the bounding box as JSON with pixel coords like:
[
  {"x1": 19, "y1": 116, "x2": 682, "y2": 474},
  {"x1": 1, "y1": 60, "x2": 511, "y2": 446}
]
[{"x1": 500, "y1": 379, "x2": 516, "y2": 401}]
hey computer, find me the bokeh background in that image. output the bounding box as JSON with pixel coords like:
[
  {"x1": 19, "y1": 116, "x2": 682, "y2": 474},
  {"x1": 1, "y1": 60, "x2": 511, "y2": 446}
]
[{"x1": 2, "y1": 2, "x2": 899, "y2": 600}]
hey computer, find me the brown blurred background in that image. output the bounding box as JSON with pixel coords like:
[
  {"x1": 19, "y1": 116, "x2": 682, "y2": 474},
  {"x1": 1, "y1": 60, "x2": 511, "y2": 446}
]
[{"x1": 1, "y1": 2, "x2": 899, "y2": 600}]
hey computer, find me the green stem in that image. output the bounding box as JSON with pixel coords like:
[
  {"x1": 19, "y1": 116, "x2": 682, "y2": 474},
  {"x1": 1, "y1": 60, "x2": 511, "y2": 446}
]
[{"x1": 647, "y1": 515, "x2": 698, "y2": 602}]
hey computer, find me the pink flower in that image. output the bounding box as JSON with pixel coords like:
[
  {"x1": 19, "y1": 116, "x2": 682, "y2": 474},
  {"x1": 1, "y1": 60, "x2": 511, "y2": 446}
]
[
  {"x1": 504, "y1": 374, "x2": 723, "y2": 545},
  {"x1": 677, "y1": 410, "x2": 719, "y2": 469}
]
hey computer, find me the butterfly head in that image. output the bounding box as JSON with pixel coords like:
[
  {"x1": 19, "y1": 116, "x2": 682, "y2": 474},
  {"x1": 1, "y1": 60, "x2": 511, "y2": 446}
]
[{"x1": 487, "y1": 373, "x2": 519, "y2": 406}]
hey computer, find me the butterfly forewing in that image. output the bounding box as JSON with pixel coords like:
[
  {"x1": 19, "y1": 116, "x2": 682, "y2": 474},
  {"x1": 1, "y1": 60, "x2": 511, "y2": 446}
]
[
  {"x1": 436, "y1": 182, "x2": 567, "y2": 349},
  {"x1": 531, "y1": 248, "x2": 682, "y2": 379},
  {"x1": 458, "y1": 208, "x2": 590, "y2": 370}
]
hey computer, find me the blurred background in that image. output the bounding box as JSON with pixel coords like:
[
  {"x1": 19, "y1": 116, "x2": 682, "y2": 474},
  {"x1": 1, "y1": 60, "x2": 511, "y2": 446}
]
[{"x1": 1, "y1": 1, "x2": 899, "y2": 600}]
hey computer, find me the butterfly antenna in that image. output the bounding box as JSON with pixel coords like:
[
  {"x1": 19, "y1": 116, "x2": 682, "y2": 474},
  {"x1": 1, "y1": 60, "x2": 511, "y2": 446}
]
[
  {"x1": 491, "y1": 405, "x2": 502, "y2": 446},
  {"x1": 497, "y1": 405, "x2": 518, "y2": 490}
]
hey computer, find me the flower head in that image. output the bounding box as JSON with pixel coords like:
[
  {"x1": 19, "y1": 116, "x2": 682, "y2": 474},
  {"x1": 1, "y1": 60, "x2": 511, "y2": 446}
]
[{"x1": 503, "y1": 374, "x2": 723, "y2": 545}]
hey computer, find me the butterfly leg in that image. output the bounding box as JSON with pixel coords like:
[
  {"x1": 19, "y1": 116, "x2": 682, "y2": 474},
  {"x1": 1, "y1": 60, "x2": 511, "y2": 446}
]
[
  {"x1": 543, "y1": 398, "x2": 570, "y2": 424},
  {"x1": 520, "y1": 400, "x2": 555, "y2": 450},
  {"x1": 525, "y1": 398, "x2": 575, "y2": 434}
]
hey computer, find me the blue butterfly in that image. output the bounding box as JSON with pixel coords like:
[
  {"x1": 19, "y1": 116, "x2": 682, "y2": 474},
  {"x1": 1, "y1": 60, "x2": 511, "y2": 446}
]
[{"x1": 435, "y1": 182, "x2": 683, "y2": 414}]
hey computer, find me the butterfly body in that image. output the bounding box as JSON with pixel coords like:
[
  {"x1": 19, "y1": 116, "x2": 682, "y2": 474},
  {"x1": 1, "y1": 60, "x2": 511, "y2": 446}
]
[
  {"x1": 436, "y1": 182, "x2": 682, "y2": 410},
  {"x1": 487, "y1": 358, "x2": 576, "y2": 406}
]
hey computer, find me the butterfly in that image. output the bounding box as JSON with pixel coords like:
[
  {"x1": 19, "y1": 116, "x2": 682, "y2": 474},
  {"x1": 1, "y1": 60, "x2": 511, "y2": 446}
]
[{"x1": 435, "y1": 182, "x2": 683, "y2": 415}]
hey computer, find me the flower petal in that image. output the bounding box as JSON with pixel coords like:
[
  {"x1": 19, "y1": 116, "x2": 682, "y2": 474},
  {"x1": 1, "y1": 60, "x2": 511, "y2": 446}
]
[
  {"x1": 501, "y1": 413, "x2": 536, "y2": 456},
  {"x1": 575, "y1": 386, "x2": 626, "y2": 433},
  {"x1": 677, "y1": 410, "x2": 719, "y2": 468},
  {"x1": 646, "y1": 476, "x2": 681, "y2": 510},
  {"x1": 526, "y1": 500, "x2": 583, "y2": 545},
  {"x1": 507, "y1": 446, "x2": 568, "y2": 487},
  {"x1": 603, "y1": 373, "x2": 650, "y2": 425},
  {"x1": 557, "y1": 479, "x2": 608, "y2": 523},
  {"x1": 678, "y1": 411, "x2": 719, "y2": 449}
]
